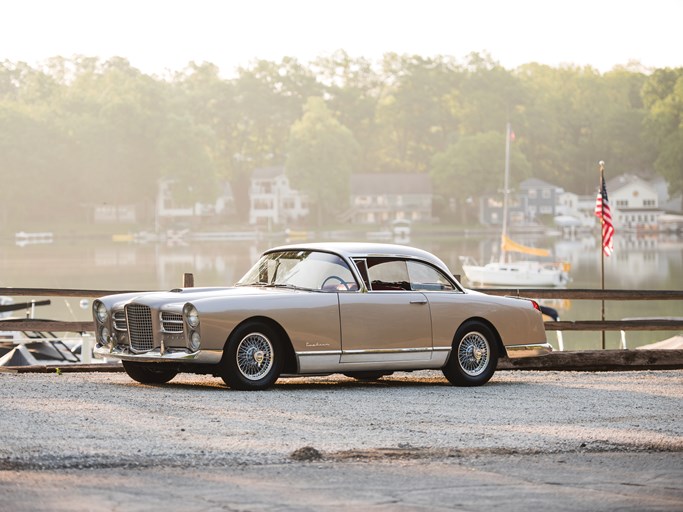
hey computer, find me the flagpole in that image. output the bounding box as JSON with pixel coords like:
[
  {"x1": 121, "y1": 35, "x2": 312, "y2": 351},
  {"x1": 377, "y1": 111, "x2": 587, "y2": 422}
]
[
  {"x1": 599, "y1": 160, "x2": 606, "y2": 350},
  {"x1": 500, "y1": 122, "x2": 512, "y2": 265}
]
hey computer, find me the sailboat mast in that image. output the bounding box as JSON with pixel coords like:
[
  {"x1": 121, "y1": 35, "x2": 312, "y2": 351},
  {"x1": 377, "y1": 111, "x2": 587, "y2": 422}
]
[{"x1": 500, "y1": 122, "x2": 511, "y2": 264}]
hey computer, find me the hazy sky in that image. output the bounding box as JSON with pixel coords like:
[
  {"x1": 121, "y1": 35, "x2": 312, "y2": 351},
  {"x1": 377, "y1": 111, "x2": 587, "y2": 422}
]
[{"x1": 3, "y1": 0, "x2": 682, "y2": 76}]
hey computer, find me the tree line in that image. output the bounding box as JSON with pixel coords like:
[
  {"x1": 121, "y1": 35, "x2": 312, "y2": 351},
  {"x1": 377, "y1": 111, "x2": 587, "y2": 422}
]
[{"x1": 1, "y1": 52, "x2": 681, "y2": 226}]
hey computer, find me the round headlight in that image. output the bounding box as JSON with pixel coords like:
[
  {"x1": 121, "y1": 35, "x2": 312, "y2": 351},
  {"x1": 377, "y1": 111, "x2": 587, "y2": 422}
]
[
  {"x1": 99, "y1": 326, "x2": 110, "y2": 345},
  {"x1": 94, "y1": 302, "x2": 108, "y2": 323},
  {"x1": 189, "y1": 331, "x2": 201, "y2": 352},
  {"x1": 185, "y1": 305, "x2": 200, "y2": 328}
]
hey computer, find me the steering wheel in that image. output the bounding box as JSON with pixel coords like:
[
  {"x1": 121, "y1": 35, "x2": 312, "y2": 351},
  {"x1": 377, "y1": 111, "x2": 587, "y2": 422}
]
[{"x1": 321, "y1": 275, "x2": 350, "y2": 290}]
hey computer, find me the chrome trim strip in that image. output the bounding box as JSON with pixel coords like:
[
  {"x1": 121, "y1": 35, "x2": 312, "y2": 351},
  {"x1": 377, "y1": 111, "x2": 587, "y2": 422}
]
[
  {"x1": 112, "y1": 310, "x2": 127, "y2": 332},
  {"x1": 94, "y1": 345, "x2": 222, "y2": 364},
  {"x1": 505, "y1": 343, "x2": 553, "y2": 358},
  {"x1": 297, "y1": 350, "x2": 342, "y2": 357},
  {"x1": 159, "y1": 311, "x2": 184, "y2": 333},
  {"x1": 342, "y1": 347, "x2": 433, "y2": 355}
]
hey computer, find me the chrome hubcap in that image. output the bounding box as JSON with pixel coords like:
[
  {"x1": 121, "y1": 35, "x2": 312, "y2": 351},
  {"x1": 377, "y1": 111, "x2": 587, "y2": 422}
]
[
  {"x1": 236, "y1": 333, "x2": 274, "y2": 380},
  {"x1": 458, "y1": 332, "x2": 490, "y2": 376}
]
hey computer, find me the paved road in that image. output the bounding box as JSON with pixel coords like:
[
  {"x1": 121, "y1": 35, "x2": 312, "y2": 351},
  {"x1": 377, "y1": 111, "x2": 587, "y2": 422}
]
[{"x1": 1, "y1": 370, "x2": 682, "y2": 510}]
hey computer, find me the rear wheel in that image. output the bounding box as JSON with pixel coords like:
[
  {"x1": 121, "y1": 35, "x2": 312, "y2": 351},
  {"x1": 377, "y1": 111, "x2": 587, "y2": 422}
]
[
  {"x1": 442, "y1": 321, "x2": 499, "y2": 387},
  {"x1": 122, "y1": 361, "x2": 178, "y2": 384},
  {"x1": 220, "y1": 321, "x2": 283, "y2": 390}
]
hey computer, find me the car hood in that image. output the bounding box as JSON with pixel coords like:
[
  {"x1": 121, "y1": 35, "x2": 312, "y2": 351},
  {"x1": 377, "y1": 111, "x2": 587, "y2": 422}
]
[{"x1": 102, "y1": 285, "x2": 309, "y2": 310}]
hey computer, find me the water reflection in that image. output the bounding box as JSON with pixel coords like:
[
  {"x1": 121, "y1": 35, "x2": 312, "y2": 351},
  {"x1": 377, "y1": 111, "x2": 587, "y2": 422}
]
[{"x1": 2, "y1": 233, "x2": 681, "y2": 350}]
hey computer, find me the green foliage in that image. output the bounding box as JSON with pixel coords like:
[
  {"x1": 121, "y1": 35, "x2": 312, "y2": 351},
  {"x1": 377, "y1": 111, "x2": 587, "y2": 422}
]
[
  {"x1": 286, "y1": 97, "x2": 359, "y2": 225},
  {"x1": 0, "y1": 55, "x2": 679, "y2": 229},
  {"x1": 642, "y1": 68, "x2": 683, "y2": 195},
  {"x1": 431, "y1": 131, "x2": 531, "y2": 223},
  {"x1": 375, "y1": 54, "x2": 463, "y2": 172}
]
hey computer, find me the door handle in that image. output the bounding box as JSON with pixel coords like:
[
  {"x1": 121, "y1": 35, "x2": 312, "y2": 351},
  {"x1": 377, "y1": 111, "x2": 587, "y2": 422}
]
[{"x1": 410, "y1": 299, "x2": 428, "y2": 305}]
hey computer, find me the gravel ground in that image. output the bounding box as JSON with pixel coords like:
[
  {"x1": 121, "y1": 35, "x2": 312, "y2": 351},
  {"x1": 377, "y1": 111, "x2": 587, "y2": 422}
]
[{"x1": 1, "y1": 369, "x2": 682, "y2": 510}]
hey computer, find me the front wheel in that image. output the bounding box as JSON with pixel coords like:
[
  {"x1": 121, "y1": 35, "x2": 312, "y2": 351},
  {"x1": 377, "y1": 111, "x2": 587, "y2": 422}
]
[
  {"x1": 442, "y1": 321, "x2": 499, "y2": 387},
  {"x1": 220, "y1": 321, "x2": 284, "y2": 390},
  {"x1": 122, "y1": 361, "x2": 178, "y2": 384}
]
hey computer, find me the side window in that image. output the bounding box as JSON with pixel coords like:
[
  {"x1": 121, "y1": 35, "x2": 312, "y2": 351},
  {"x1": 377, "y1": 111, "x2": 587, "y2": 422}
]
[
  {"x1": 366, "y1": 258, "x2": 411, "y2": 291},
  {"x1": 352, "y1": 258, "x2": 371, "y2": 290},
  {"x1": 407, "y1": 261, "x2": 455, "y2": 291}
]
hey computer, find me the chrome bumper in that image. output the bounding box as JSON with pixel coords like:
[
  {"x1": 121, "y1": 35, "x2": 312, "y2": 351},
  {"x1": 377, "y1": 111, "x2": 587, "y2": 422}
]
[
  {"x1": 94, "y1": 345, "x2": 222, "y2": 364},
  {"x1": 505, "y1": 343, "x2": 553, "y2": 358}
]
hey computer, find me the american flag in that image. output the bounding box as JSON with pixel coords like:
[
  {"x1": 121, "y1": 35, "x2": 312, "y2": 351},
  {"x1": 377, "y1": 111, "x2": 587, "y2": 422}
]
[{"x1": 595, "y1": 175, "x2": 614, "y2": 256}]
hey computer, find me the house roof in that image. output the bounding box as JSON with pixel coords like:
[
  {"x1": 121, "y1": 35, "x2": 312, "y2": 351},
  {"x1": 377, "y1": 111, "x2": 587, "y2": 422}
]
[
  {"x1": 519, "y1": 178, "x2": 560, "y2": 190},
  {"x1": 606, "y1": 174, "x2": 655, "y2": 193},
  {"x1": 252, "y1": 166, "x2": 285, "y2": 180},
  {"x1": 351, "y1": 173, "x2": 432, "y2": 195}
]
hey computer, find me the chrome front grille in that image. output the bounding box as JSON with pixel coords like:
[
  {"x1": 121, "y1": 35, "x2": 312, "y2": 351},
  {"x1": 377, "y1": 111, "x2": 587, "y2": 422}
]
[
  {"x1": 113, "y1": 311, "x2": 127, "y2": 331},
  {"x1": 126, "y1": 304, "x2": 154, "y2": 352},
  {"x1": 161, "y1": 312, "x2": 183, "y2": 333}
]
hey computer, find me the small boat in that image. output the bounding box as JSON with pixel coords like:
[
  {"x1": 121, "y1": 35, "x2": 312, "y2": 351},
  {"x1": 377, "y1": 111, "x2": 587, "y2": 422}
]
[
  {"x1": 460, "y1": 256, "x2": 570, "y2": 287},
  {"x1": 15, "y1": 231, "x2": 53, "y2": 247},
  {"x1": 460, "y1": 123, "x2": 570, "y2": 287},
  {"x1": 0, "y1": 298, "x2": 92, "y2": 367}
]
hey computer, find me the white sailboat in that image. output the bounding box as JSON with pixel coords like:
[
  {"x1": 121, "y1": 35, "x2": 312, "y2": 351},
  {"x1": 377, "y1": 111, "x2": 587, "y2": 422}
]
[
  {"x1": 461, "y1": 254, "x2": 570, "y2": 287},
  {"x1": 460, "y1": 123, "x2": 570, "y2": 287}
]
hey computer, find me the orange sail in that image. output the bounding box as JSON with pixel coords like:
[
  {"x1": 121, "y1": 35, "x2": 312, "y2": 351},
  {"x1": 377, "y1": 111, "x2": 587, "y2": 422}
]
[{"x1": 501, "y1": 235, "x2": 550, "y2": 257}]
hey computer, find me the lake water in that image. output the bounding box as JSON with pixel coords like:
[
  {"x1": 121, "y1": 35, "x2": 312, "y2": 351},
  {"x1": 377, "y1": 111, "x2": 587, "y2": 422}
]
[{"x1": 2, "y1": 231, "x2": 681, "y2": 351}]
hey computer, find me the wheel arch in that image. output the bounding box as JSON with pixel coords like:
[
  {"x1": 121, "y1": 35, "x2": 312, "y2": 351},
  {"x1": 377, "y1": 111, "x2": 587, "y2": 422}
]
[
  {"x1": 452, "y1": 316, "x2": 507, "y2": 358},
  {"x1": 222, "y1": 315, "x2": 298, "y2": 374}
]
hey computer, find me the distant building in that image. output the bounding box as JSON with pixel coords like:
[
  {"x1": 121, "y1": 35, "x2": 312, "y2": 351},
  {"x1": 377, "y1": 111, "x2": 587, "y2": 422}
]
[
  {"x1": 479, "y1": 194, "x2": 525, "y2": 226},
  {"x1": 93, "y1": 204, "x2": 137, "y2": 223},
  {"x1": 607, "y1": 174, "x2": 662, "y2": 231},
  {"x1": 155, "y1": 178, "x2": 234, "y2": 224},
  {"x1": 346, "y1": 173, "x2": 433, "y2": 224},
  {"x1": 518, "y1": 178, "x2": 562, "y2": 219},
  {"x1": 480, "y1": 178, "x2": 561, "y2": 226},
  {"x1": 248, "y1": 167, "x2": 309, "y2": 225},
  {"x1": 649, "y1": 175, "x2": 682, "y2": 213},
  {"x1": 556, "y1": 191, "x2": 596, "y2": 229}
]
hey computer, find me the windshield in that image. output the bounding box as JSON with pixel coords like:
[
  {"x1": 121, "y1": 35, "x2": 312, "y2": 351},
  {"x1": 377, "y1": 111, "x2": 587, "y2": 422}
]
[{"x1": 237, "y1": 250, "x2": 358, "y2": 291}]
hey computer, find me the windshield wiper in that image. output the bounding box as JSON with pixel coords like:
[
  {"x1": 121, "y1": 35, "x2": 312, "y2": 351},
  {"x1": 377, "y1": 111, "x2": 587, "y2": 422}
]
[{"x1": 265, "y1": 283, "x2": 312, "y2": 291}]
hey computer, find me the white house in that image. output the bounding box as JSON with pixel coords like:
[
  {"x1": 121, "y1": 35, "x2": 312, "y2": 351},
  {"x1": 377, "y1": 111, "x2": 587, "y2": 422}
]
[
  {"x1": 94, "y1": 204, "x2": 137, "y2": 223},
  {"x1": 556, "y1": 191, "x2": 596, "y2": 229},
  {"x1": 155, "y1": 179, "x2": 234, "y2": 224},
  {"x1": 607, "y1": 175, "x2": 662, "y2": 231},
  {"x1": 347, "y1": 173, "x2": 433, "y2": 224},
  {"x1": 248, "y1": 167, "x2": 309, "y2": 225}
]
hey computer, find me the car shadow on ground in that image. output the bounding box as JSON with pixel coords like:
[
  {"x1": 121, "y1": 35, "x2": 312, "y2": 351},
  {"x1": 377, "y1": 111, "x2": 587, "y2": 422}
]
[{"x1": 120, "y1": 372, "x2": 531, "y2": 392}]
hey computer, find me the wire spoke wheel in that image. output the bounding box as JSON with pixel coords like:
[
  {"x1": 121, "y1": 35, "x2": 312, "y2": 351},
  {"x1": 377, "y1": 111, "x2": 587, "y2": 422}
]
[
  {"x1": 236, "y1": 333, "x2": 274, "y2": 380},
  {"x1": 442, "y1": 321, "x2": 499, "y2": 387},
  {"x1": 221, "y1": 321, "x2": 284, "y2": 390},
  {"x1": 457, "y1": 332, "x2": 490, "y2": 376}
]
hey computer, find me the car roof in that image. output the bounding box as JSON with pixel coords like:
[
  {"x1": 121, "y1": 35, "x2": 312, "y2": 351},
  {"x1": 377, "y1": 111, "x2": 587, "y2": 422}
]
[{"x1": 265, "y1": 242, "x2": 453, "y2": 275}]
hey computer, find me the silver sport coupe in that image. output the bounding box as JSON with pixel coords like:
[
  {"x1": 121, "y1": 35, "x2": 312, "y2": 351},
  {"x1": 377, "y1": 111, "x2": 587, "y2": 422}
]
[{"x1": 93, "y1": 242, "x2": 551, "y2": 389}]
